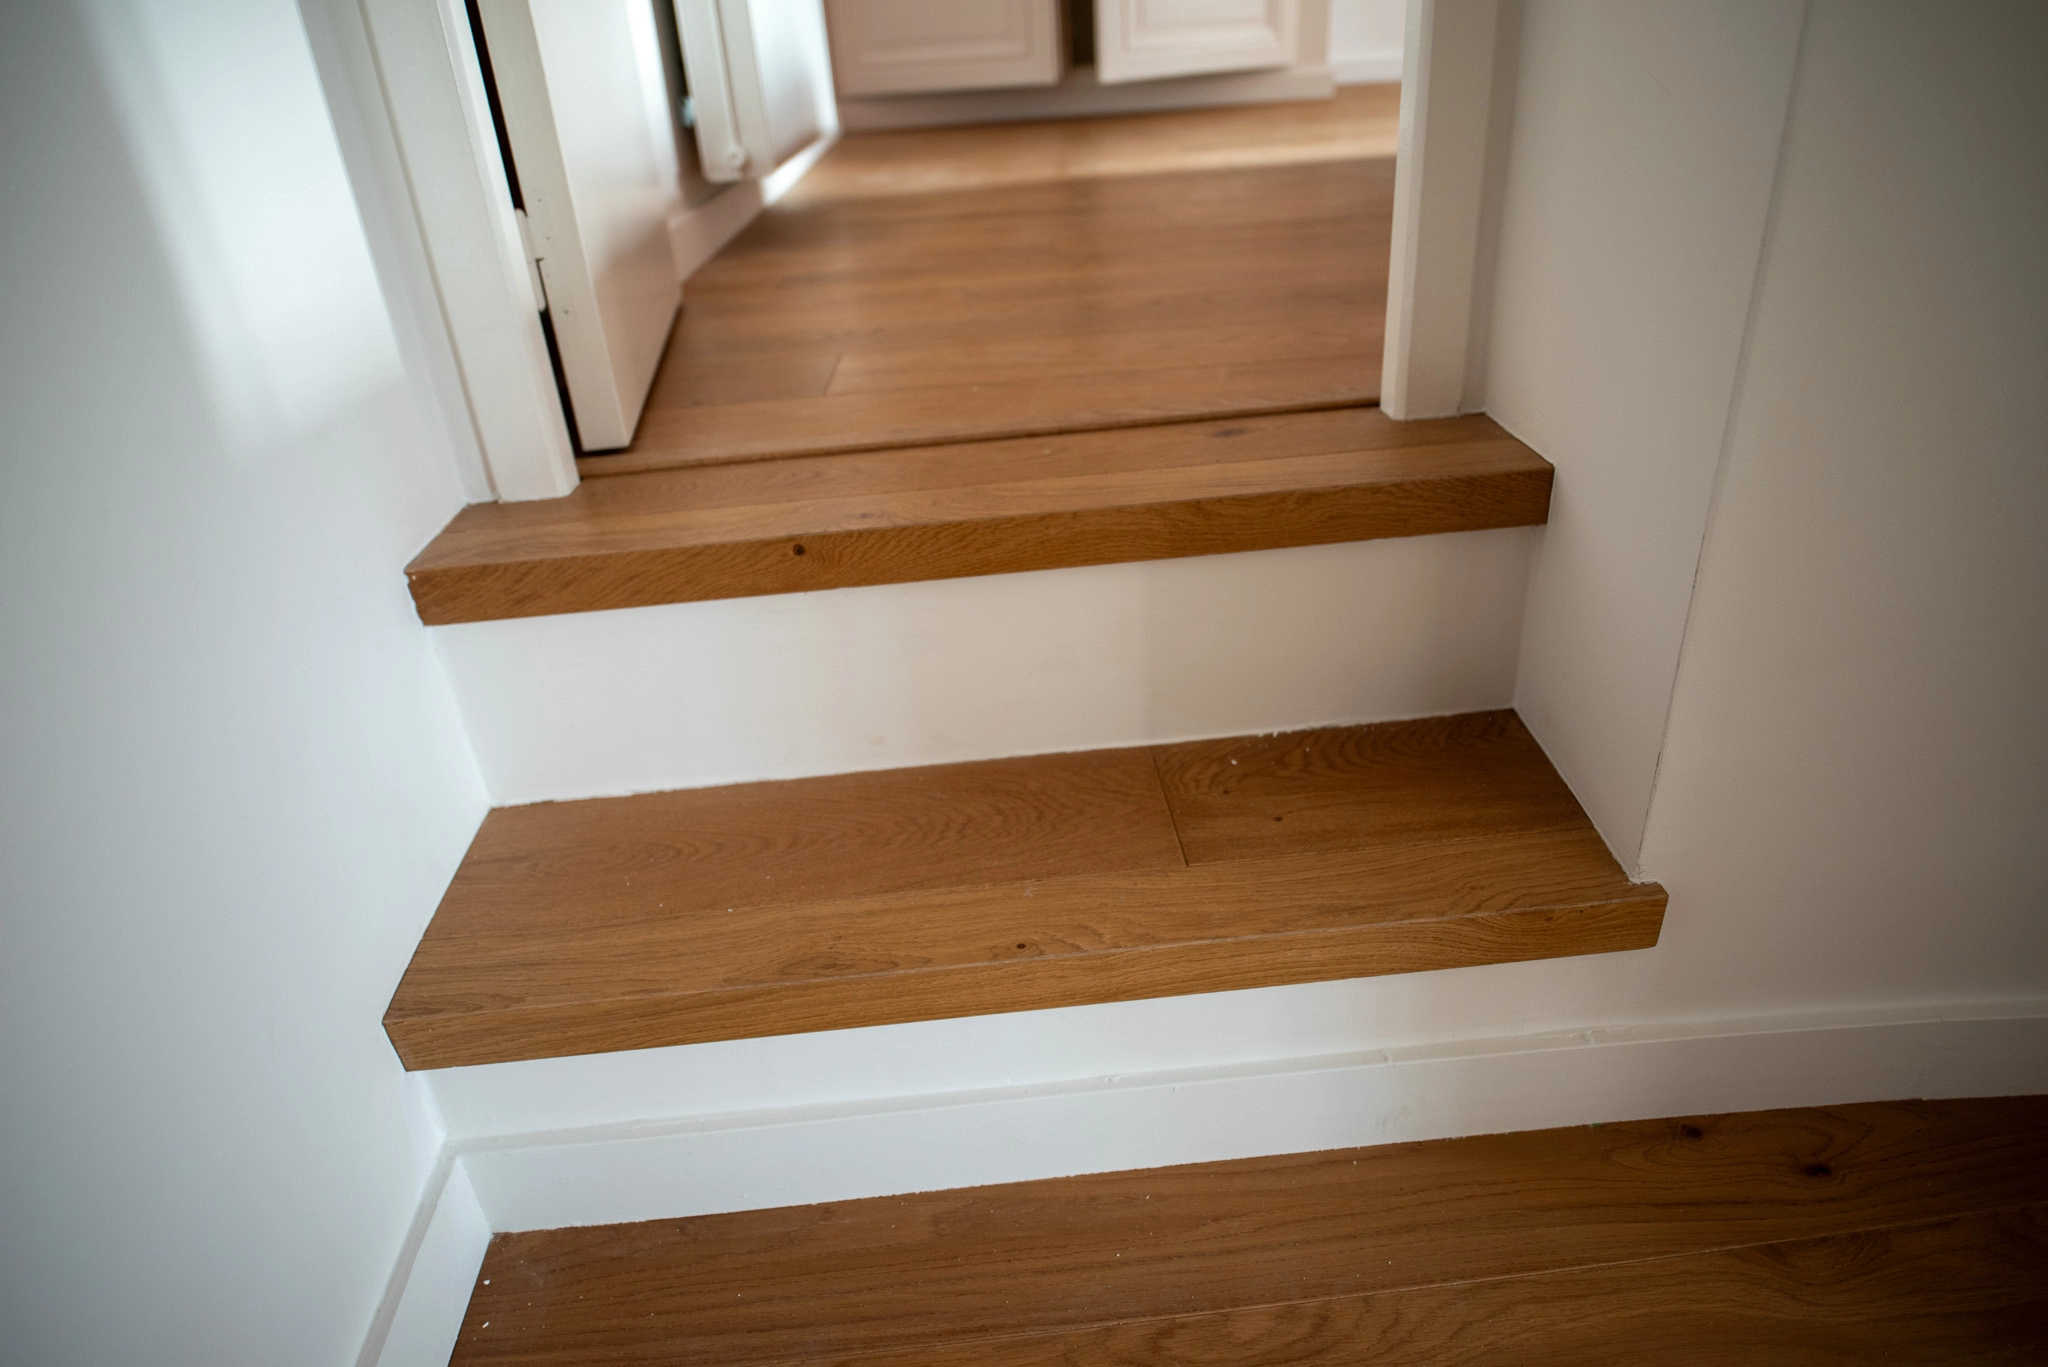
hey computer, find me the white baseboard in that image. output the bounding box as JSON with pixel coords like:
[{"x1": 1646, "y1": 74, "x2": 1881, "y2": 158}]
[
  {"x1": 838, "y1": 65, "x2": 1337, "y2": 133},
  {"x1": 356, "y1": 1158, "x2": 490, "y2": 1367},
  {"x1": 1331, "y1": 51, "x2": 1403, "y2": 85},
  {"x1": 448, "y1": 1001, "x2": 2048, "y2": 1233},
  {"x1": 667, "y1": 134, "x2": 837, "y2": 283}
]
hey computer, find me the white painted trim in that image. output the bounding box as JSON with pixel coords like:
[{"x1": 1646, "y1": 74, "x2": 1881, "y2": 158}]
[
  {"x1": 355, "y1": 1157, "x2": 491, "y2": 1367},
  {"x1": 358, "y1": 0, "x2": 578, "y2": 501},
  {"x1": 838, "y1": 62, "x2": 1335, "y2": 132},
  {"x1": 1381, "y1": 0, "x2": 1500, "y2": 419},
  {"x1": 667, "y1": 132, "x2": 836, "y2": 283},
  {"x1": 1331, "y1": 51, "x2": 1402, "y2": 84},
  {"x1": 448, "y1": 1000, "x2": 2048, "y2": 1232}
]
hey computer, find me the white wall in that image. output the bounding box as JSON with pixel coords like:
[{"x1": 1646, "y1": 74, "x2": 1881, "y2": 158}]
[
  {"x1": 1484, "y1": 0, "x2": 1806, "y2": 868},
  {"x1": 1329, "y1": 0, "x2": 1405, "y2": 84},
  {"x1": 0, "y1": 2, "x2": 489, "y2": 1364},
  {"x1": 1636, "y1": 0, "x2": 2048, "y2": 1013}
]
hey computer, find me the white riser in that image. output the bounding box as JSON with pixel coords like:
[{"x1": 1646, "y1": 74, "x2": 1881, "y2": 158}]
[
  {"x1": 431, "y1": 528, "x2": 1539, "y2": 804},
  {"x1": 429, "y1": 997, "x2": 2048, "y2": 1234}
]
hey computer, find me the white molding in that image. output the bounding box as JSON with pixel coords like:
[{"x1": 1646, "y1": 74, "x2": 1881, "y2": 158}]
[
  {"x1": 667, "y1": 131, "x2": 838, "y2": 282},
  {"x1": 838, "y1": 62, "x2": 1335, "y2": 131},
  {"x1": 447, "y1": 1001, "x2": 2048, "y2": 1232},
  {"x1": 1381, "y1": 0, "x2": 1501, "y2": 419},
  {"x1": 1096, "y1": 0, "x2": 1304, "y2": 86},
  {"x1": 364, "y1": 999, "x2": 2048, "y2": 1342},
  {"x1": 824, "y1": 0, "x2": 1065, "y2": 98},
  {"x1": 1331, "y1": 51, "x2": 1402, "y2": 84},
  {"x1": 354, "y1": 1158, "x2": 491, "y2": 1367},
  {"x1": 358, "y1": 0, "x2": 578, "y2": 500}
]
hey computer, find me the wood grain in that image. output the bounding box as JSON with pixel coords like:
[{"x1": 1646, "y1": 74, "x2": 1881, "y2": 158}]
[
  {"x1": 1155, "y1": 710, "x2": 1587, "y2": 863},
  {"x1": 805, "y1": 83, "x2": 1402, "y2": 199},
  {"x1": 383, "y1": 713, "x2": 1658, "y2": 1069},
  {"x1": 448, "y1": 1097, "x2": 2048, "y2": 1366},
  {"x1": 384, "y1": 833, "x2": 1660, "y2": 1069},
  {"x1": 576, "y1": 99, "x2": 1394, "y2": 468},
  {"x1": 816, "y1": 1208, "x2": 2048, "y2": 1366},
  {"x1": 406, "y1": 410, "x2": 1549, "y2": 624}
]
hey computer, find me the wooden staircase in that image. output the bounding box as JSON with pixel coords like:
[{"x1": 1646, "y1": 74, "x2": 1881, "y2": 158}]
[
  {"x1": 390, "y1": 368, "x2": 1655, "y2": 1077},
  {"x1": 387, "y1": 86, "x2": 1689, "y2": 1360}
]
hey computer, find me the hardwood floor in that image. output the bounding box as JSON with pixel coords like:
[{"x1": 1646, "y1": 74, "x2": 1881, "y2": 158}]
[
  {"x1": 405, "y1": 409, "x2": 1549, "y2": 623},
  {"x1": 381, "y1": 711, "x2": 1662, "y2": 1070},
  {"x1": 585, "y1": 88, "x2": 1397, "y2": 472},
  {"x1": 449, "y1": 1096, "x2": 2048, "y2": 1365}
]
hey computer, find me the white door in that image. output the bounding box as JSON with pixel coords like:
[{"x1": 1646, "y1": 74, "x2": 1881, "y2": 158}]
[
  {"x1": 676, "y1": 0, "x2": 837, "y2": 184},
  {"x1": 477, "y1": 0, "x2": 682, "y2": 451},
  {"x1": 823, "y1": 0, "x2": 1063, "y2": 97},
  {"x1": 1096, "y1": 0, "x2": 1302, "y2": 84}
]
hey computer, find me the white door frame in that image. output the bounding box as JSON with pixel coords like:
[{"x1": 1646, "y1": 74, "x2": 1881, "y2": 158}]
[
  {"x1": 1381, "y1": 0, "x2": 1506, "y2": 419},
  {"x1": 359, "y1": 0, "x2": 579, "y2": 501}
]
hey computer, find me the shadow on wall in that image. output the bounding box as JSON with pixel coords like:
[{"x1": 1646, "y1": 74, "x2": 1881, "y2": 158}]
[{"x1": 79, "y1": 0, "x2": 405, "y2": 454}]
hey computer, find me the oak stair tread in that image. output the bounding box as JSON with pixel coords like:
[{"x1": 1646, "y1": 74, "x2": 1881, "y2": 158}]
[
  {"x1": 449, "y1": 1097, "x2": 2048, "y2": 1365},
  {"x1": 382, "y1": 710, "x2": 1663, "y2": 1071},
  {"x1": 405, "y1": 408, "x2": 1551, "y2": 625}
]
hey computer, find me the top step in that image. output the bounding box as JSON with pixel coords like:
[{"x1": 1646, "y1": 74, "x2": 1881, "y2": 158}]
[{"x1": 406, "y1": 408, "x2": 1549, "y2": 625}]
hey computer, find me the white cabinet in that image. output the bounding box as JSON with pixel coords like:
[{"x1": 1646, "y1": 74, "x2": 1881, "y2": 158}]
[
  {"x1": 675, "y1": 0, "x2": 835, "y2": 183},
  {"x1": 477, "y1": 0, "x2": 682, "y2": 451},
  {"x1": 824, "y1": 0, "x2": 1064, "y2": 96},
  {"x1": 1096, "y1": 0, "x2": 1302, "y2": 84}
]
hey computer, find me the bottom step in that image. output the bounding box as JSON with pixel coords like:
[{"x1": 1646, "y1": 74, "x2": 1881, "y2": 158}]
[
  {"x1": 384, "y1": 710, "x2": 1663, "y2": 1071},
  {"x1": 451, "y1": 1097, "x2": 2048, "y2": 1365}
]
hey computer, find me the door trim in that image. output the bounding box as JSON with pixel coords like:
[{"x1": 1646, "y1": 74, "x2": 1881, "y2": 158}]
[{"x1": 359, "y1": 0, "x2": 579, "y2": 500}]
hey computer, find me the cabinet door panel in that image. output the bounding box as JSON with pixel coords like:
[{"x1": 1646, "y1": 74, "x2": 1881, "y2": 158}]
[
  {"x1": 826, "y1": 0, "x2": 1063, "y2": 96},
  {"x1": 1097, "y1": 0, "x2": 1300, "y2": 84},
  {"x1": 677, "y1": 0, "x2": 834, "y2": 183}
]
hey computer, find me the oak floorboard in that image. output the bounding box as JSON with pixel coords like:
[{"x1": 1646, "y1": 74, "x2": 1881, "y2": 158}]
[
  {"x1": 1155, "y1": 710, "x2": 1588, "y2": 864},
  {"x1": 815, "y1": 1207, "x2": 2048, "y2": 1367},
  {"x1": 806, "y1": 83, "x2": 1401, "y2": 198},
  {"x1": 584, "y1": 96, "x2": 1393, "y2": 468},
  {"x1": 604, "y1": 352, "x2": 1380, "y2": 474},
  {"x1": 382, "y1": 711, "x2": 1655, "y2": 1069},
  {"x1": 448, "y1": 1098, "x2": 2048, "y2": 1367}
]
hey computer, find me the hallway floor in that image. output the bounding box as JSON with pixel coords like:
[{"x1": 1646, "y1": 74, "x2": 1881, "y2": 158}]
[
  {"x1": 585, "y1": 86, "x2": 1400, "y2": 477},
  {"x1": 449, "y1": 1096, "x2": 2048, "y2": 1365}
]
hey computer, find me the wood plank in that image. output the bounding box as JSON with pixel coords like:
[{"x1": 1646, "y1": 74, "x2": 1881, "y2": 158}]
[
  {"x1": 1155, "y1": 710, "x2": 1588, "y2": 864},
  {"x1": 810, "y1": 1207, "x2": 2048, "y2": 1367},
  {"x1": 382, "y1": 713, "x2": 1656, "y2": 1070},
  {"x1": 408, "y1": 410, "x2": 1546, "y2": 624},
  {"x1": 606, "y1": 352, "x2": 1380, "y2": 473},
  {"x1": 448, "y1": 1098, "x2": 2048, "y2": 1366},
  {"x1": 799, "y1": 83, "x2": 1401, "y2": 200},
  {"x1": 384, "y1": 830, "x2": 1660, "y2": 1069},
  {"x1": 444, "y1": 746, "x2": 1184, "y2": 925},
  {"x1": 579, "y1": 98, "x2": 1394, "y2": 468},
  {"x1": 824, "y1": 317, "x2": 1379, "y2": 397}
]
